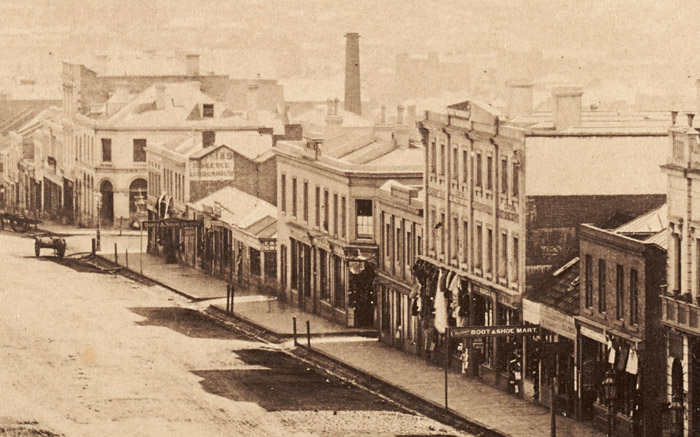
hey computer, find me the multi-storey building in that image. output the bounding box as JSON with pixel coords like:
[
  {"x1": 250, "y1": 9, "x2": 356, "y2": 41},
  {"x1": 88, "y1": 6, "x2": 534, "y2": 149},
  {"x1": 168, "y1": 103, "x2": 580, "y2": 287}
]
[
  {"x1": 662, "y1": 108, "x2": 700, "y2": 437},
  {"x1": 418, "y1": 83, "x2": 669, "y2": 392},
  {"x1": 374, "y1": 180, "x2": 424, "y2": 354},
  {"x1": 275, "y1": 102, "x2": 423, "y2": 328}
]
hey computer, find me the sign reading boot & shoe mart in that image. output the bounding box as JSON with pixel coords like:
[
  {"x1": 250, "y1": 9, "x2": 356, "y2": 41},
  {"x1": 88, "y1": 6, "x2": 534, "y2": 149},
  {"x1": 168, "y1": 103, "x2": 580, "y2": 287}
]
[{"x1": 450, "y1": 325, "x2": 539, "y2": 338}]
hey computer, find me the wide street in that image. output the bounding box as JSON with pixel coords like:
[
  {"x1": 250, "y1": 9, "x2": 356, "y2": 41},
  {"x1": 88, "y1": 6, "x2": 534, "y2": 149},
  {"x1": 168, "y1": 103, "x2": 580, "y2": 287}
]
[{"x1": 0, "y1": 231, "x2": 465, "y2": 437}]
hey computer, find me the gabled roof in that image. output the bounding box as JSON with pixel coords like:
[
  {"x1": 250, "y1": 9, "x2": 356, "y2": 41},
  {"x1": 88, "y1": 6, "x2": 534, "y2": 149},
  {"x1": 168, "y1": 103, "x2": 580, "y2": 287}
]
[
  {"x1": 614, "y1": 203, "x2": 667, "y2": 236},
  {"x1": 190, "y1": 186, "x2": 276, "y2": 234},
  {"x1": 525, "y1": 257, "x2": 580, "y2": 317},
  {"x1": 0, "y1": 100, "x2": 60, "y2": 135}
]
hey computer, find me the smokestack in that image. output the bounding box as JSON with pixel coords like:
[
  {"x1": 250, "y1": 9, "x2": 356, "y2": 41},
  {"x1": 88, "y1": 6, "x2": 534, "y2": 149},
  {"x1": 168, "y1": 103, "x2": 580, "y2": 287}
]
[
  {"x1": 552, "y1": 86, "x2": 583, "y2": 131},
  {"x1": 506, "y1": 80, "x2": 533, "y2": 119},
  {"x1": 394, "y1": 105, "x2": 409, "y2": 150},
  {"x1": 396, "y1": 105, "x2": 405, "y2": 125},
  {"x1": 344, "y1": 33, "x2": 361, "y2": 116},
  {"x1": 246, "y1": 84, "x2": 258, "y2": 122},
  {"x1": 185, "y1": 53, "x2": 200, "y2": 77},
  {"x1": 155, "y1": 84, "x2": 166, "y2": 110}
]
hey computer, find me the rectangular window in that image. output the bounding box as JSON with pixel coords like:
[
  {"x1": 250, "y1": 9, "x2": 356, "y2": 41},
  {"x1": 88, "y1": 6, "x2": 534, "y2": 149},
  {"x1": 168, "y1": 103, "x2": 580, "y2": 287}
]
[
  {"x1": 486, "y1": 228, "x2": 493, "y2": 274},
  {"x1": 512, "y1": 162, "x2": 519, "y2": 197},
  {"x1": 303, "y1": 181, "x2": 308, "y2": 222},
  {"x1": 281, "y1": 174, "x2": 286, "y2": 213},
  {"x1": 462, "y1": 149, "x2": 469, "y2": 183},
  {"x1": 616, "y1": 264, "x2": 624, "y2": 319},
  {"x1": 630, "y1": 269, "x2": 638, "y2": 324},
  {"x1": 249, "y1": 248, "x2": 261, "y2": 277},
  {"x1": 202, "y1": 104, "x2": 214, "y2": 118},
  {"x1": 585, "y1": 254, "x2": 593, "y2": 308},
  {"x1": 452, "y1": 147, "x2": 458, "y2": 180},
  {"x1": 462, "y1": 220, "x2": 469, "y2": 264},
  {"x1": 430, "y1": 140, "x2": 436, "y2": 173},
  {"x1": 133, "y1": 138, "x2": 147, "y2": 162},
  {"x1": 333, "y1": 193, "x2": 338, "y2": 235},
  {"x1": 501, "y1": 158, "x2": 508, "y2": 194},
  {"x1": 202, "y1": 130, "x2": 215, "y2": 147},
  {"x1": 341, "y1": 196, "x2": 347, "y2": 238},
  {"x1": 440, "y1": 212, "x2": 446, "y2": 256},
  {"x1": 487, "y1": 155, "x2": 493, "y2": 190},
  {"x1": 674, "y1": 233, "x2": 682, "y2": 292},
  {"x1": 323, "y1": 189, "x2": 329, "y2": 231},
  {"x1": 476, "y1": 224, "x2": 483, "y2": 270},
  {"x1": 291, "y1": 177, "x2": 297, "y2": 217},
  {"x1": 452, "y1": 216, "x2": 458, "y2": 259},
  {"x1": 476, "y1": 152, "x2": 482, "y2": 188},
  {"x1": 356, "y1": 199, "x2": 373, "y2": 238},
  {"x1": 513, "y1": 236, "x2": 519, "y2": 283},
  {"x1": 500, "y1": 232, "x2": 508, "y2": 280},
  {"x1": 598, "y1": 259, "x2": 607, "y2": 313},
  {"x1": 101, "y1": 138, "x2": 112, "y2": 162},
  {"x1": 315, "y1": 186, "x2": 320, "y2": 227},
  {"x1": 430, "y1": 208, "x2": 437, "y2": 251},
  {"x1": 439, "y1": 142, "x2": 445, "y2": 175}
]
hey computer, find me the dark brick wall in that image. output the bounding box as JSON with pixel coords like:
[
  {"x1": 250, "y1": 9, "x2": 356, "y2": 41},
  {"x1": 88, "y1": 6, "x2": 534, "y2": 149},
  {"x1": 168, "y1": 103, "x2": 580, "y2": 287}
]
[
  {"x1": 526, "y1": 194, "x2": 666, "y2": 266},
  {"x1": 189, "y1": 152, "x2": 276, "y2": 205}
]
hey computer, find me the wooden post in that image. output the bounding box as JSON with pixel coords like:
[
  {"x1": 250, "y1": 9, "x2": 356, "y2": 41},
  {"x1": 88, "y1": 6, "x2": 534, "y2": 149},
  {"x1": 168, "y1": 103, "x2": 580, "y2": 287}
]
[
  {"x1": 119, "y1": 217, "x2": 123, "y2": 236},
  {"x1": 91, "y1": 238, "x2": 96, "y2": 256},
  {"x1": 293, "y1": 317, "x2": 298, "y2": 346},
  {"x1": 125, "y1": 249, "x2": 129, "y2": 269},
  {"x1": 139, "y1": 222, "x2": 143, "y2": 276},
  {"x1": 445, "y1": 329, "x2": 450, "y2": 410},
  {"x1": 114, "y1": 243, "x2": 118, "y2": 264},
  {"x1": 306, "y1": 320, "x2": 311, "y2": 348}
]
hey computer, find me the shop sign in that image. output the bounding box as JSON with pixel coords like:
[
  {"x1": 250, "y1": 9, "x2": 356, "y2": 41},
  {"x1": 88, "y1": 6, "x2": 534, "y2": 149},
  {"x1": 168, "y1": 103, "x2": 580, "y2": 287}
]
[
  {"x1": 262, "y1": 240, "x2": 277, "y2": 251},
  {"x1": 522, "y1": 299, "x2": 541, "y2": 324},
  {"x1": 540, "y1": 306, "x2": 576, "y2": 340},
  {"x1": 143, "y1": 219, "x2": 201, "y2": 230},
  {"x1": 450, "y1": 325, "x2": 539, "y2": 338},
  {"x1": 190, "y1": 147, "x2": 235, "y2": 180},
  {"x1": 580, "y1": 324, "x2": 606, "y2": 344}
]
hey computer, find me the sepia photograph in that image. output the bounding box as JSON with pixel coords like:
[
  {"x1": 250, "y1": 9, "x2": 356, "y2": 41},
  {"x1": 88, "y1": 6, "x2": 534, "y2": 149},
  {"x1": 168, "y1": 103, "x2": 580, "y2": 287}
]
[{"x1": 0, "y1": 1, "x2": 697, "y2": 436}]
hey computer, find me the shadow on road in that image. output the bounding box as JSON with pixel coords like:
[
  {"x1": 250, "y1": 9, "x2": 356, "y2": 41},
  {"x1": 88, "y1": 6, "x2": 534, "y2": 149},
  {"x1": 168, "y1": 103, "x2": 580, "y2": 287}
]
[
  {"x1": 193, "y1": 349, "x2": 407, "y2": 413},
  {"x1": 129, "y1": 307, "x2": 254, "y2": 340}
]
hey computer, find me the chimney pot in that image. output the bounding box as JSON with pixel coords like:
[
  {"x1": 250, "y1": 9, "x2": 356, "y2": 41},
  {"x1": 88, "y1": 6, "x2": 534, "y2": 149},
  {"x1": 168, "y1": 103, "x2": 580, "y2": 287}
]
[
  {"x1": 380, "y1": 105, "x2": 387, "y2": 123},
  {"x1": 552, "y1": 86, "x2": 583, "y2": 131},
  {"x1": 333, "y1": 98, "x2": 340, "y2": 116},
  {"x1": 506, "y1": 80, "x2": 533, "y2": 119},
  {"x1": 671, "y1": 111, "x2": 678, "y2": 126},
  {"x1": 185, "y1": 53, "x2": 200, "y2": 77},
  {"x1": 688, "y1": 113, "x2": 695, "y2": 128},
  {"x1": 155, "y1": 84, "x2": 166, "y2": 110},
  {"x1": 397, "y1": 105, "x2": 405, "y2": 125},
  {"x1": 344, "y1": 33, "x2": 361, "y2": 115}
]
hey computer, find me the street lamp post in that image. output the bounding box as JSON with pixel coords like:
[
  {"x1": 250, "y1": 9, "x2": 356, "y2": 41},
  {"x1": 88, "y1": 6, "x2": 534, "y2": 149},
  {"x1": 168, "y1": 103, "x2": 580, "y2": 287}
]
[
  {"x1": 670, "y1": 392, "x2": 685, "y2": 437},
  {"x1": 135, "y1": 191, "x2": 147, "y2": 276},
  {"x1": 95, "y1": 192, "x2": 102, "y2": 251},
  {"x1": 602, "y1": 369, "x2": 616, "y2": 437}
]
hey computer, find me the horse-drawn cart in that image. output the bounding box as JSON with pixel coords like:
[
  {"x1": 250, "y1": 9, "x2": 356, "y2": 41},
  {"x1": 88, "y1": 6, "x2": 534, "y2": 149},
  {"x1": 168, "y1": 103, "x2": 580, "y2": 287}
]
[
  {"x1": 35, "y1": 235, "x2": 67, "y2": 259},
  {"x1": 0, "y1": 212, "x2": 41, "y2": 233}
]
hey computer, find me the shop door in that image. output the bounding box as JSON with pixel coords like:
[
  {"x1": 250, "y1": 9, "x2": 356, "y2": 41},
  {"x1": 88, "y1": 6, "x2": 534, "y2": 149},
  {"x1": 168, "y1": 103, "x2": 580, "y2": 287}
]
[
  {"x1": 303, "y1": 244, "x2": 312, "y2": 311},
  {"x1": 99, "y1": 180, "x2": 114, "y2": 226}
]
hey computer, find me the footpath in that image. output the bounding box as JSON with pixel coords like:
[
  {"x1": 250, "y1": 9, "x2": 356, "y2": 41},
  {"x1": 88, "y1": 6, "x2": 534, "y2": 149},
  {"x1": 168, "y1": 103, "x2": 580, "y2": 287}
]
[{"x1": 105, "y1": 250, "x2": 605, "y2": 437}]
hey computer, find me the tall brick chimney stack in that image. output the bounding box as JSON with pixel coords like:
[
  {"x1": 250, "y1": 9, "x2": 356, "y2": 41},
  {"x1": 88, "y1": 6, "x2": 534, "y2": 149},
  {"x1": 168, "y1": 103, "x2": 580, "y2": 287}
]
[{"x1": 344, "y1": 33, "x2": 361, "y2": 116}]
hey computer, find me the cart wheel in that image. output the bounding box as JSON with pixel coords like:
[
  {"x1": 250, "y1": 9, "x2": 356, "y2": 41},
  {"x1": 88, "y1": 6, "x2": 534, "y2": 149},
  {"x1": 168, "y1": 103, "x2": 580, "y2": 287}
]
[{"x1": 35, "y1": 244, "x2": 40, "y2": 257}]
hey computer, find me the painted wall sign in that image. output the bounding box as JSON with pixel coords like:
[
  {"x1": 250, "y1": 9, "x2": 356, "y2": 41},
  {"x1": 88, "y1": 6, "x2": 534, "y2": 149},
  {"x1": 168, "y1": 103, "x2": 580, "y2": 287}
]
[
  {"x1": 540, "y1": 305, "x2": 576, "y2": 340},
  {"x1": 190, "y1": 148, "x2": 235, "y2": 180},
  {"x1": 580, "y1": 324, "x2": 606, "y2": 344}
]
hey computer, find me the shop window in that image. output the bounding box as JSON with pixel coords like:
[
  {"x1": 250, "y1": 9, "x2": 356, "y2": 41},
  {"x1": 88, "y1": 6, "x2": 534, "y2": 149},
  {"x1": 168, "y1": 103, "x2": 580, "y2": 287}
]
[
  {"x1": 250, "y1": 248, "x2": 261, "y2": 277},
  {"x1": 320, "y1": 249, "x2": 329, "y2": 301},
  {"x1": 630, "y1": 269, "x2": 638, "y2": 324},
  {"x1": 202, "y1": 130, "x2": 215, "y2": 147},
  {"x1": 133, "y1": 138, "x2": 147, "y2": 162},
  {"x1": 290, "y1": 239, "x2": 297, "y2": 290},
  {"x1": 333, "y1": 255, "x2": 344, "y2": 308},
  {"x1": 355, "y1": 199, "x2": 373, "y2": 238},
  {"x1": 598, "y1": 259, "x2": 607, "y2": 313},
  {"x1": 264, "y1": 249, "x2": 276, "y2": 279},
  {"x1": 616, "y1": 264, "x2": 624, "y2": 320},
  {"x1": 101, "y1": 138, "x2": 112, "y2": 162}
]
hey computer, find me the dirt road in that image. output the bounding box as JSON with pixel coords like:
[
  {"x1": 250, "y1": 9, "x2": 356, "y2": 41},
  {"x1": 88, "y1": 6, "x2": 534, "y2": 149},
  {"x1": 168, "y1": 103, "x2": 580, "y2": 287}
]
[{"x1": 0, "y1": 232, "x2": 466, "y2": 437}]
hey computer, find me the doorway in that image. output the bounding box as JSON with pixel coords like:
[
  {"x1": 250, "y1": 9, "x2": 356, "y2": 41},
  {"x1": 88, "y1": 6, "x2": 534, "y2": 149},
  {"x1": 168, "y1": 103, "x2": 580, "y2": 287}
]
[{"x1": 99, "y1": 180, "x2": 114, "y2": 226}]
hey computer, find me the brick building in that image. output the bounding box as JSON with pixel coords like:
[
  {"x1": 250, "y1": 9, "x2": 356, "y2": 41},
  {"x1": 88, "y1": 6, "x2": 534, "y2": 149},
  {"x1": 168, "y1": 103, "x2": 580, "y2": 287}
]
[{"x1": 417, "y1": 84, "x2": 668, "y2": 393}]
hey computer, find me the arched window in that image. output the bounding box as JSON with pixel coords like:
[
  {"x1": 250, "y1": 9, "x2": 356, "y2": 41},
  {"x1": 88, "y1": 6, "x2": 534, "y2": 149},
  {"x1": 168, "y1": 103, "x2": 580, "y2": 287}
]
[{"x1": 129, "y1": 178, "x2": 147, "y2": 214}]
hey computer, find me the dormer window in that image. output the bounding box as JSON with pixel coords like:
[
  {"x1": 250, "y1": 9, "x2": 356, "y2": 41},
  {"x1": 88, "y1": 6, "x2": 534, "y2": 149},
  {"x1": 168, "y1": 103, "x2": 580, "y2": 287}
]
[
  {"x1": 203, "y1": 104, "x2": 214, "y2": 118},
  {"x1": 202, "y1": 131, "x2": 215, "y2": 147}
]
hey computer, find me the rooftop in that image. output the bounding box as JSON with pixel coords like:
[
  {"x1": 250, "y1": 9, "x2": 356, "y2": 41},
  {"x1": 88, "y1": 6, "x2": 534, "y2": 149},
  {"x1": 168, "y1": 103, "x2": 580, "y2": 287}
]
[{"x1": 525, "y1": 257, "x2": 580, "y2": 317}]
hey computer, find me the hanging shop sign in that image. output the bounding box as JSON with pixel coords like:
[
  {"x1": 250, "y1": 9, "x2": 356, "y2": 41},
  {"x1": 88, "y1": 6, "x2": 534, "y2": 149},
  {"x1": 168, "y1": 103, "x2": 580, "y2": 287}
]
[
  {"x1": 450, "y1": 325, "x2": 539, "y2": 338},
  {"x1": 190, "y1": 146, "x2": 235, "y2": 181},
  {"x1": 540, "y1": 305, "x2": 576, "y2": 340}
]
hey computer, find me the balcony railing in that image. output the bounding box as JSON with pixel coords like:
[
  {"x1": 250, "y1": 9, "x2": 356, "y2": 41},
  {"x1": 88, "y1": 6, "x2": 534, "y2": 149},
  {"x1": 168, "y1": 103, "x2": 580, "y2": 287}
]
[{"x1": 662, "y1": 294, "x2": 700, "y2": 336}]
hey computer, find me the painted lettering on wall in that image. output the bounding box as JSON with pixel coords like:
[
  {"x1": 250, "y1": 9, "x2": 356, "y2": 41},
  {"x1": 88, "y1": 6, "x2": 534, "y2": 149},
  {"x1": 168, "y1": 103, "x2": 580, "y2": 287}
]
[{"x1": 190, "y1": 149, "x2": 235, "y2": 180}]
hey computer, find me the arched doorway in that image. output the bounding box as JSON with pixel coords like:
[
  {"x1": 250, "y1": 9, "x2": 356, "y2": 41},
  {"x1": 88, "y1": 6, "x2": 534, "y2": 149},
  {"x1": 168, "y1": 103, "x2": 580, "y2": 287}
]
[
  {"x1": 99, "y1": 180, "x2": 114, "y2": 226},
  {"x1": 129, "y1": 178, "x2": 147, "y2": 217}
]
